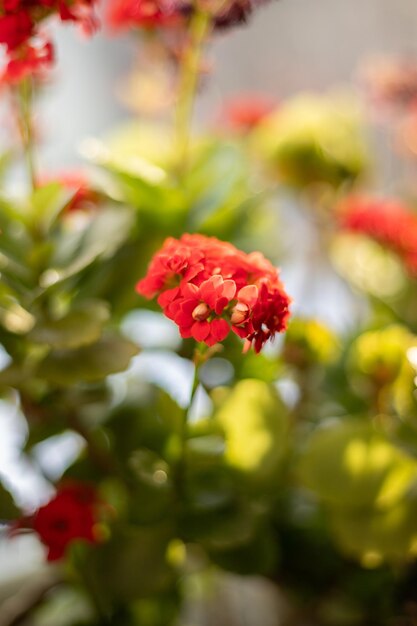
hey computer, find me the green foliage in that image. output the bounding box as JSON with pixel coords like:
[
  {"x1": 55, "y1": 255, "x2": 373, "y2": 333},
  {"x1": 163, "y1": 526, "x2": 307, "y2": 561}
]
[
  {"x1": 0, "y1": 480, "x2": 20, "y2": 520},
  {"x1": 36, "y1": 333, "x2": 139, "y2": 385}
]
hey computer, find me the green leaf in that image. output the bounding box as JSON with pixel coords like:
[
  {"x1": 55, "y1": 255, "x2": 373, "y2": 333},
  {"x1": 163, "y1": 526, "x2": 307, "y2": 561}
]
[
  {"x1": 215, "y1": 379, "x2": 289, "y2": 487},
  {"x1": 37, "y1": 334, "x2": 139, "y2": 385},
  {"x1": 330, "y1": 499, "x2": 417, "y2": 564},
  {"x1": 0, "y1": 481, "x2": 20, "y2": 520},
  {"x1": 298, "y1": 421, "x2": 417, "y2": 509},
  {"x1": 29, "y1": 300, "x2": 110, "y2": 349},
  {"x1": 209, "y1": 524, "x2": 278, "y2": 575},
  {"x1": 78, "y1": 524, "x2": 174, "y2": 606},
  {"x1": 29, "y1": 182, "x2": 73, "y2": 231}
]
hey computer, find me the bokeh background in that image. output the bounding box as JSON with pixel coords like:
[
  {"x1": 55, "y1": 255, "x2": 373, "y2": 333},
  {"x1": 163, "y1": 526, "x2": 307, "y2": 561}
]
[{"x1": 39, "y1": 0, "x2": 417, "y2": 167}]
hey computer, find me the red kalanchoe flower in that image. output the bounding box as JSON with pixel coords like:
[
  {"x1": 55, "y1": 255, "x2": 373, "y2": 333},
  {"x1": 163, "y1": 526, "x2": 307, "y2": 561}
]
[
  {"x1": 1, "y1": 40, "x2": 54, "y2": 84},
  {"x1": 106, "y1": 0, "x2": 270, "y2": 32},
  {"x1": 31, "y1": 482, "x2": 100, "y2": 561},
  {"x1": 222, "y1": 94, "x2": 274, "y2": 132},
  {"x1": 360, "y1": 56, "x2": 417, "y2": 111},
  {"x1": 137, "y1": 234, "x2": 291, "y2": 351},
  {"x1": 339, "y1": 196, "x2": 417, "y2": 276},
  {"x1": 106, "y1": 0, "x2": 182, "y2": 30},
  {"x1": 173, "y1": 274, "x2": 236, "y2": 344},
  {"x1": 0, "y1": 10, "x2": 33, "y2": 50},
  {"x1": 38, "y1": 170, "x2": 101, "y2": 212},
  {"x1": 0, "y1": 0, "x2": 99, "y2": 80}
]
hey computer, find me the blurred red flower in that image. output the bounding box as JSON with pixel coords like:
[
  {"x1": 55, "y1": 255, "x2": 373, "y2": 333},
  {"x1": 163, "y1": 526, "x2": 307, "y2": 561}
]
[
  {"x1": 32, "y1": 482, "x2": 100, "y2": 561},
  {"x1": 221, "y1": 94, "x2": 275, "y2": 132},
  {"x1": 0, "y1": 0, "x2": 99, "y2": 80},
  {"x1": 339, "y1": 196, "x2": 417, "y2": 276},
  {"x1": 1, "y1": 41, "x2": 54, "y2": 84}
]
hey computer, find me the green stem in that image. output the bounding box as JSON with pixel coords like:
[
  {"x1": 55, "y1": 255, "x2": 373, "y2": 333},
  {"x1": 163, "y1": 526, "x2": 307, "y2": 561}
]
[
  {"x1": 177, "y1": 356, "x2": 201, "y2": 498},
  {"x1": 174, "y1": 8, "x2": 211, "y2": 175},
  {"x1": 17, "y1": 78, "x2": 37, "y2": 192}
]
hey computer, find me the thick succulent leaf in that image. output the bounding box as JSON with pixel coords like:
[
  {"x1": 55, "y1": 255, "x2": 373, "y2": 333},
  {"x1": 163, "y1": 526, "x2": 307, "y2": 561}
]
[
  {"x1": 29, "y1": 300, "x2": 110, "y2": 349},
  {"x1": 298, "y1": 421, "x2": 417, "y2": 509},
  {"x1": 37, "y1": 334, "x2": 139, "y2": 385},
  {"x1": 330, "y1": 499, "x2": 417, "y2": 564},
  {"x1": 215, "y1": 379, "x2": 289, "y2": 487}
]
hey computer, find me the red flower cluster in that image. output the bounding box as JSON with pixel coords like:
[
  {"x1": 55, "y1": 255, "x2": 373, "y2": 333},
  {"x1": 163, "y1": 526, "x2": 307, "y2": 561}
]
[
  {"x1": 1, "y1": 40, "x2": 53, "y2": 84},
  {"x1": 339, "y1": 196, "x2": 417, "y2": 275},
  {"x1": 137, "y1": 234, "x2": 291, "y2": 352},
  {"x1": 0, "y1": 0, "x2": 98, "y2": 83},
  {"x1": 106, "y1": 0, "x2": 268, "y2": 32},
  {"x1": 107, "y1": 0, "x2": 181, "y2": 30},
  {"x1": 31, "y1": 482, "x2": 100, "y2": 561}
]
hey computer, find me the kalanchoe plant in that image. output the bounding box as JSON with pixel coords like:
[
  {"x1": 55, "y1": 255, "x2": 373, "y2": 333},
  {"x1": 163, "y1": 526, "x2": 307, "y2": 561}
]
[{"x1": 3, "y1": 1, "x2": 417, "y2": 625}]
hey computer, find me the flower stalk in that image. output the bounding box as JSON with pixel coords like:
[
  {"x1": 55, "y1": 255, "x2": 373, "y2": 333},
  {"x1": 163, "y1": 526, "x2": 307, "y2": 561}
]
[
  {"x1": 17, "y1": 77, "x2": 37, "y2": 192},
  {"x1": 174, "y1": 7, "x2": 211, "y2": 175}
]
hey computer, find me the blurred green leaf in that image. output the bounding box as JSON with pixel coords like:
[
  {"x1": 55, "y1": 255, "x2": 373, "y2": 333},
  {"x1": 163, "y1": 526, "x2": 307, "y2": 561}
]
[
  {"x1": 29, "y1": 300, "x2": 110, "y2": 349},
  {"x1": 209, "y1": 523, "x2": 278, "y2": 575},
  {"x1": 28, "y1": 182, "x2": 73, "y2": 232},
  {"x1": 299, "y1": 421, "x2": 417, "y2": 509},
  {"x1": 37, "y1": 334, "x2": 139, "y2": 385},
  {"x1": 79, "y1": 524, "x2": 174, "y2": 605},
  {"x1": 0, "y1": 480, "x2": 20, "y2": 520},
  {"x1": 216, "y1": 379, "x2": 289, "y2": 487},
  {"x1": 330, "y1": 498, "x2": 417, "y2": 564}
]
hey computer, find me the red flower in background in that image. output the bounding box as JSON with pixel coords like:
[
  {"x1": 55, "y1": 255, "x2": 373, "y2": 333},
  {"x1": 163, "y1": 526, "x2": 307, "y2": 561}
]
[
  {"x1": 339, "y1": 196, "x2": 417, "y2": 276},
  {"x1": 38, "y1": 171, "x2": 101, "y2": 212},
  {"x1": 0, "y1": 0, "x2": 99, "y2": 82},
  {"x1": 137, "y1": 233, "x2": 291, "y2": 352},
  {"x1": 1, "y1": 41, "x2": 54, "y2": 84},
  {"x1": 221, "y1": 94, "x2": 274, "y2": 132},
  {"x1": 107, "y1": 0, "x2": 182, "y2": 30},
  {"x1": 105, "y1": 0, "x2": 270, "y2": 32},
  {"x1": 360, "y1": 56, "x2": 417, "y2": 111},
  {"x1": 31, "y1": 482, "x2": 100, "y2": 561}
]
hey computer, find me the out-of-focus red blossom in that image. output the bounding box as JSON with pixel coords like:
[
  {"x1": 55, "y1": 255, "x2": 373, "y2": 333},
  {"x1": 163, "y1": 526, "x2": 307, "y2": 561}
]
[
  {"x1": 222, "y1": 95, "x2": 275, "y2": 132},
  {"x1": 396, "y1": 105, "x2": 417, "y2": 158},
  {"x1": 0, "y1": 0, "x2": 98, "y2": 80},
  {"x1": 339, "y1": 196, "x2": 417, "y2": 276},
  {"x1": 211, "y1": 0, "x2": 254, "y2": 30},
  {"x1": 38, "y1": 171, "x2": 101, "y2": 212},
  {"x1": 137, "y1": 234, "x2": 291, "y2": 352},
  {"x1": 0, "y1": 41, "x2": 53, "y2": 84},
  {"x1": 106, "y1": 0, "x2": 269, "y2": 32},
  {"x1": 27, "y1": 483, "x2": 100, "y2": 561},
  {"x1": 360, "y1": 57, "x2": 417, "y2": 111},
  {"x1": 107, "y1": 0, "x2": 182, "y2": 30}
]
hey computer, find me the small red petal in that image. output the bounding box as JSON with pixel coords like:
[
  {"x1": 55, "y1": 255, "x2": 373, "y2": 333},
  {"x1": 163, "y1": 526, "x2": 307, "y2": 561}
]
[
  {"x1": 210, "y1": 318, "x2": 230, "y2": 343},
  {"x1": 222, "y1": 279, "x2": 237, "y2": 300},
  {"x1": 191, "y1": 321, "x2": 211, "y2": 341},
  {"x1": 238, "y1": 284, "x2": 258, "y2": 307}
]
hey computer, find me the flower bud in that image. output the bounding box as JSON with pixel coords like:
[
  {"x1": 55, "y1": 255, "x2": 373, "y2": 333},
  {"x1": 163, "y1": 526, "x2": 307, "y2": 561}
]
[
  {"x1": 230, "y1": 302, "x2": 249, "y2": 325},
  {"x1": 192, "y1": 303, "x2": 210, "y2": 321}
]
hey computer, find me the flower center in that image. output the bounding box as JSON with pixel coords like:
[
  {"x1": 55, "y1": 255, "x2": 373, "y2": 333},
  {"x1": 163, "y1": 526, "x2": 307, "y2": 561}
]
[{"x1": 192, "y1": 303, "x2": 210, "y2": 322}]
